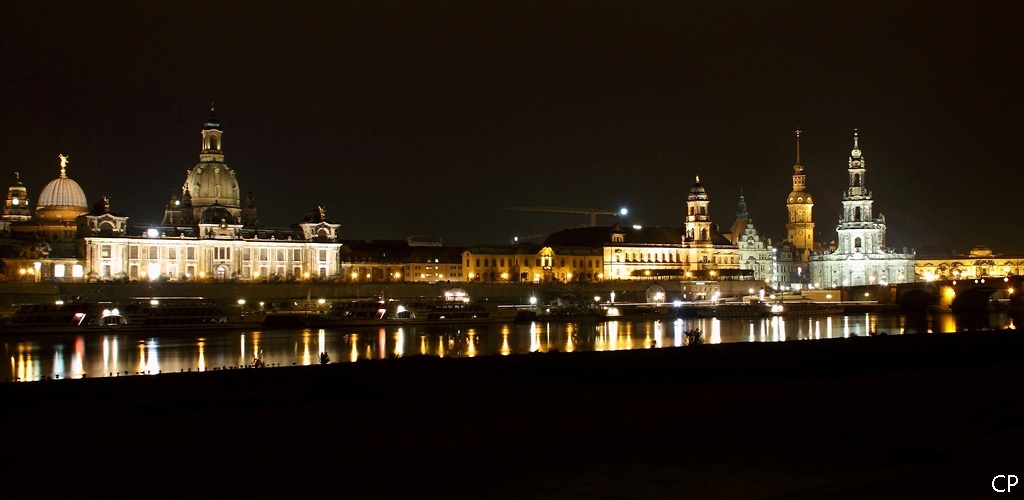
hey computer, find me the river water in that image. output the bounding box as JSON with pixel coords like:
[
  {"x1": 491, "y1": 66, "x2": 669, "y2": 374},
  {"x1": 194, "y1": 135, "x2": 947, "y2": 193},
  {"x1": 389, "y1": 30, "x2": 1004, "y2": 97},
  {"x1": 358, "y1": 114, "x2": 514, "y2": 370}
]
[{"x1": 3, "y1": 312, "x2": 1018, "y2": 382}]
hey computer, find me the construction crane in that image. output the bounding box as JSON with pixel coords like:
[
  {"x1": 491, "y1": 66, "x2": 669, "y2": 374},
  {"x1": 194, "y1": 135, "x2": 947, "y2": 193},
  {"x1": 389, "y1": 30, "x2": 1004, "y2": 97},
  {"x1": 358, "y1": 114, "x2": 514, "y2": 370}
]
[{"x1": 507, "y1": 206, "x2": 628, "y2": 227}]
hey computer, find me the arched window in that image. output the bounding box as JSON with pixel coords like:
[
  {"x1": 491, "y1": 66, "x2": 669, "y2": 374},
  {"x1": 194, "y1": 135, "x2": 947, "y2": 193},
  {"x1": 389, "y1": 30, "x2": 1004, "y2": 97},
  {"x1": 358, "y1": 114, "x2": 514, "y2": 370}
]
[
  {"x1": 854, "y1": 207, "x2": 861, "y2": 221},
  {"x1": 854, "y1": 237, "x2": 862, "y2": 249},
  {"x1": 854, "y1": 174, "x2": 861, "y2": 187}
]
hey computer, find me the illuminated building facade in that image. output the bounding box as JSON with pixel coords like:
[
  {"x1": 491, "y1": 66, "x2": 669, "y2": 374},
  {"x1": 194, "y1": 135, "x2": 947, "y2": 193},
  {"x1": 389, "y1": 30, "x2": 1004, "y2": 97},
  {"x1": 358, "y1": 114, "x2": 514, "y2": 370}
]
[
  {"x1": 727, "y1": 192, "x2": 773, "y2": 284},
  {"x1": 339, "y1": 240, "x2": 465, "y2": 283},
  {"x1": 2, "y1": 156, "x2": 99, "y2": 280},
  {"x1": 3, "y1": 114, "x2": 344, "y2": 282},
  {"x1": 462, "y1": 245, "x2": 601, "y2": 283},
  {"x1": 529, "y1": 178, "x2": 741, "y2": 282},
  {"x1": 915, "y1": 245, "x2": 1024, "y2": 281},
  {"x1": 810, "y1": 131, "x2": 915, "y2": 286}
]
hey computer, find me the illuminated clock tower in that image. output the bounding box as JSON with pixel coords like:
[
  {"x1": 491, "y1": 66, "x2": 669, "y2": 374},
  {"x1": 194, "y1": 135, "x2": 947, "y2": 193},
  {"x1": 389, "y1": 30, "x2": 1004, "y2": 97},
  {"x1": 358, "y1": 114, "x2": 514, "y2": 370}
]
[
  {"x1": 3, "y1": 172, "x2": 32, "y2": 221},
  {"x1": 785, "y1": 129, "x2": 815, "y2": 260}
]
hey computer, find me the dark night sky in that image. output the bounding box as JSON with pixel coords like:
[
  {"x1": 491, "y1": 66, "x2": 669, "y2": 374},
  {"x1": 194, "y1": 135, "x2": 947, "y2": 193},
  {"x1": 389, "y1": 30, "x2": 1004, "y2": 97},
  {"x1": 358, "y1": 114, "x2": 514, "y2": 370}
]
[{"x1": 2, "y1": 1, "x2": 1022, "y2": 252}]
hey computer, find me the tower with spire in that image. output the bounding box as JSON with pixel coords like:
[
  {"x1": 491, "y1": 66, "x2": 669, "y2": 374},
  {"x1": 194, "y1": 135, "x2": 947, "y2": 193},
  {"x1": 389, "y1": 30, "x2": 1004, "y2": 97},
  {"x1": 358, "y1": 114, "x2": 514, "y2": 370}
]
[
  {"x1": 785, "y1": 129, "x2": 815, "y2": 259},
  {"x1": 809, "y1": 130, "x2": 915, "y2": 286},
  {"x1": 729, "y1": 188, "x2": 748, "y2": 245},
  {"x1": 835, "y1": 130, "x2": 880, "y2": 254}
]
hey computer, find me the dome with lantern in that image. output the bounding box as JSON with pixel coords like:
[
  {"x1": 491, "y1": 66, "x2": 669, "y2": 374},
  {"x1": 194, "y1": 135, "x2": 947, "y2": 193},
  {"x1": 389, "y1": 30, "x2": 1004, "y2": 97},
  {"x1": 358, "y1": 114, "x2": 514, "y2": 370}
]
[
  {"x1": 183, "y1": 108, "x2": 241, "y2": 220},
  {"x1": 36, "y1": 155, "x2": 89, "y2": 220},
  {"x1": 687, "y1": 177, "x2": 708, "y2": 201}
]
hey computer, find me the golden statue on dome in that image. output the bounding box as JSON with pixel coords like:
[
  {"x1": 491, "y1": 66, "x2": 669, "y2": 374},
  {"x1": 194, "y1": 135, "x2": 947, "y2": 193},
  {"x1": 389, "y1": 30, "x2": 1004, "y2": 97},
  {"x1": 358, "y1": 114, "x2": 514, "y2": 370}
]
[{"x1": 58, "y1": 154, "x2": 70, "y2": 176}]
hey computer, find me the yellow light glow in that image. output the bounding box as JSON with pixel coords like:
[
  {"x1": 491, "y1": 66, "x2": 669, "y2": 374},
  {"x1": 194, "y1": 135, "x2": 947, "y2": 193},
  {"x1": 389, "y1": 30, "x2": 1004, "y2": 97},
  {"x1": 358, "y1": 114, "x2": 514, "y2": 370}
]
[{"x1": 351, "y1": 271, "x2": 358, "y2": 279}]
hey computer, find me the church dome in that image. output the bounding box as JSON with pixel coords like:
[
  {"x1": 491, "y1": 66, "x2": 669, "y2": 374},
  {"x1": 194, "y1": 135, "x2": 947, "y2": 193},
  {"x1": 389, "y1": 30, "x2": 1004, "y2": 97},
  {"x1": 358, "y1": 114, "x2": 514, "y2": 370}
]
[
  {"x1": 37, "y1": 159, "x2": 88, "y2": 211},
  {"x1": 186, "y1": 162, "x2": 240, "y2": 210},
  {"x1": 787, "y1": 191, "x2": 813, "y2": 204},
  {"x1": 687, "y1": 178, "x2": 708, "y2": 201}
]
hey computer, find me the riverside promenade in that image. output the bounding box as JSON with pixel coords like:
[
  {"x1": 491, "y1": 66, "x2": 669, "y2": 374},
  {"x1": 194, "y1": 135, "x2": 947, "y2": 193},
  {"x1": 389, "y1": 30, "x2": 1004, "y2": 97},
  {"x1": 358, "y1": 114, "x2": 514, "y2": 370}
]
[{"x1": 4, "y1": 330, "x2": 1022, "y2": 498}]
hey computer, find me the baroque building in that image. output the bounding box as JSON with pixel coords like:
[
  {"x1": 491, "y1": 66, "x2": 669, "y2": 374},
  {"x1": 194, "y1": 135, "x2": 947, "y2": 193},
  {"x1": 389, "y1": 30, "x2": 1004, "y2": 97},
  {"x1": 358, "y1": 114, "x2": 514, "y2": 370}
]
[
  {"x1": 810, "y1": 131, "x2": 915, "y2": 286},
  {"x1": 4, "y1": 111, "x2": 345, "y2": 282},
  {"x1": 915, "y1": 245, "x2": 1024, "y2": 281},
  {"x1": 517, "y1": 177, "x2": 743, "y2": 283}
]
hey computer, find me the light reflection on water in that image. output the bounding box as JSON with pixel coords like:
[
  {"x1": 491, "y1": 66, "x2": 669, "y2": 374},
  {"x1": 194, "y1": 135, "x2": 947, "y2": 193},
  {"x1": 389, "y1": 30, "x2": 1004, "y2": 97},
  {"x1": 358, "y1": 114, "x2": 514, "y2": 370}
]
[{"x1": 2, "y1": 312, "x2": 1018, "y2": 382}]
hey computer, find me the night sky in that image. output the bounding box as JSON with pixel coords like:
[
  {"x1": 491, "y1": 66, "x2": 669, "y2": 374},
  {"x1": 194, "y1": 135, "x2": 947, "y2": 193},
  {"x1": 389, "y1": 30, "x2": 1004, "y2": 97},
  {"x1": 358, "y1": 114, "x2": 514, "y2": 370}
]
[{"x1": 2, "y1": 2, "x2": 1022, "y2": 253}]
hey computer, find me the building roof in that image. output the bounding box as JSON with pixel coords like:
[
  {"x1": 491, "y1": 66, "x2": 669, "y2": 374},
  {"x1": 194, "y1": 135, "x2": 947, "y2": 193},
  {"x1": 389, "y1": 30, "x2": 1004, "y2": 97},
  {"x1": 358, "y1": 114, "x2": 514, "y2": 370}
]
[{"x1": 544, "y1": 225, "x2": 734, "y2": 247}]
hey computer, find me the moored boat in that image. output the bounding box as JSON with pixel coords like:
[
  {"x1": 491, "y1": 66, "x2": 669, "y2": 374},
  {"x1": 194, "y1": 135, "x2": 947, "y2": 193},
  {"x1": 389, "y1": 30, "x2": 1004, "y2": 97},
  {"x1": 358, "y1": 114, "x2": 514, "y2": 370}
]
[
  {"x1": 762, "y1": 301, "x2": 845, "y2": 316},
  {"x1": 264, "y1": 298, "x2": 529, "y2": 328},
  {"x1": 0, "y1": 298, "x2": 265, "y2": 335},
  {"x1": 696, "y1": 303, "x2": 768, "y2": 318}
]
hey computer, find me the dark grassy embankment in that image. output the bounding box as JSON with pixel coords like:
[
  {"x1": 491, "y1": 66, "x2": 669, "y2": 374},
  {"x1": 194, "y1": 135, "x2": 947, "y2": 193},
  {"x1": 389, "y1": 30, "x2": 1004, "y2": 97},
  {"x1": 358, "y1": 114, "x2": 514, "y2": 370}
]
[{"x1": 4, "y1": 331, "x2": 1022, "y2": 498}]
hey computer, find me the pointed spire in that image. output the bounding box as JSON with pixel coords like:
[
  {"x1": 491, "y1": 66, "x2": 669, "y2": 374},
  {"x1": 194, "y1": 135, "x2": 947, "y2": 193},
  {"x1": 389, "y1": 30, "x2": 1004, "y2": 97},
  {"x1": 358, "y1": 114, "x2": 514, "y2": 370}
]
[
  {"x1": 795, "y1": 128, "x2": 802, "y2": 165},
  {"x1": 736, "y1": 188, "x2": 747, "y2": 218},
  {"x1": 851, "y1": 128, "x2": 863, "y2": 159},
  {"x1": 695, "y1": 175, "x2": 700, "y2": 184},
  {"x1": 203, "y1": 102, "x2": 221, "y2": 130}
]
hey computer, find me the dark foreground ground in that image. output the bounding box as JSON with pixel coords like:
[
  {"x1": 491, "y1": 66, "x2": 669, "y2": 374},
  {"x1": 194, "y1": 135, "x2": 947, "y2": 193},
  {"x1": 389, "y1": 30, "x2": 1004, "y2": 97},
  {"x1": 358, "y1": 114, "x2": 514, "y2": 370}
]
[{"x1": 3, "y1": 331, "x2": 1023, "y2": 498}]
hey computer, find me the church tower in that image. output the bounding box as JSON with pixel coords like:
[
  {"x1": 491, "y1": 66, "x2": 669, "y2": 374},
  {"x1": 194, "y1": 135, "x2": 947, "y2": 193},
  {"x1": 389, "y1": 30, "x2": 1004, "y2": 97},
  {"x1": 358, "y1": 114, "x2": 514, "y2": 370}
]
[
  {"x1": 809, "y1": 129, "x2": 914, "y2": 287},
  {"x1": 685, "y1": 176, "x2": 712, "y2": 244},
  {"x1": 836, "y1": 129, "x2": 884, "y2": 254},
  {"x1": 3, "y1": 172, "x2": 32, "y2": 221},
  {"x1": 785, "y1": 129, "x2": 815, "y2": 258}
]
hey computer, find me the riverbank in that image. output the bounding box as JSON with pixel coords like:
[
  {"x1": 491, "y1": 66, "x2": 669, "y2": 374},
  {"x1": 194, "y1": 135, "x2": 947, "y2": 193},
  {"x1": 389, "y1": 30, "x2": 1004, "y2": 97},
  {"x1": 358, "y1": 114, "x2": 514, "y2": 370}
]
[{"x1": 5, "y1": 330, "x2": 1022, "y2": 497}]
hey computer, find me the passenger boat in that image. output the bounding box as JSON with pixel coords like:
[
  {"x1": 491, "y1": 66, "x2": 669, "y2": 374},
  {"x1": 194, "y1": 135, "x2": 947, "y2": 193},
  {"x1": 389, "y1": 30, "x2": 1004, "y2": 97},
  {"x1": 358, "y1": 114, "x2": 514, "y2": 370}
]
[
  {"x1": 761, "y1": 302, "x2": 845, "y2": 316},
  {"x1": 696, "y1": 303, "x2": 768, "y2": 318},
  {"x1": 263, "y1": 298, "x2": 530, "y2": 328},
  {"x1": 0, "y1": 298, "x2": 266, "y2": 335}
]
